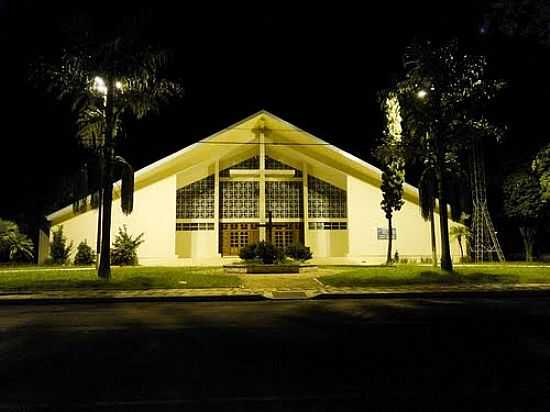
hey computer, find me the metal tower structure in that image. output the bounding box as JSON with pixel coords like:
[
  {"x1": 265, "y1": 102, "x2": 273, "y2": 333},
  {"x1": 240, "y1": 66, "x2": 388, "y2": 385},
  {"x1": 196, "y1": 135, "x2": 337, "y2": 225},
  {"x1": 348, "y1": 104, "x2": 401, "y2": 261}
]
[{"x1": 470, "y1": 139, "x2": 505, "y2": 262}]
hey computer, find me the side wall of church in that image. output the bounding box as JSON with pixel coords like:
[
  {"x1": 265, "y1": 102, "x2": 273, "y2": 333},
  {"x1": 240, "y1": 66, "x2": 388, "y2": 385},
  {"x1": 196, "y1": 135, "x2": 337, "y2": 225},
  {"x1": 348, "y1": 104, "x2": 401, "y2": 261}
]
[
  {"x1": 50, "y1": 174, "x2": 177, "y2": 265},
  {"x1": 347, "y1": 175, "x2": 462, "y2": 264}
]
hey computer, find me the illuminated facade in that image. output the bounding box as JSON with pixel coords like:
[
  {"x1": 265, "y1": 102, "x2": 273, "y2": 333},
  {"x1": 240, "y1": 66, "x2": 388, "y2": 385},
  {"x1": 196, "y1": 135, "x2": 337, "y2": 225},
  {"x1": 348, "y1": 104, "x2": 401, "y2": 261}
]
[{"x1": 41, "y1": 111, "x2": 463, "y2": 265}]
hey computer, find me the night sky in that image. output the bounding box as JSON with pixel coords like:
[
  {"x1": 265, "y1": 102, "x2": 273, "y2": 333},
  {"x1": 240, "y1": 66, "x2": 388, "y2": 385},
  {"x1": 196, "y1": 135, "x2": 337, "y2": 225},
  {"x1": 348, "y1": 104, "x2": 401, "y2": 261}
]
[{"x1": 3, "y1": 0, "x2": 550, "y2": 255}]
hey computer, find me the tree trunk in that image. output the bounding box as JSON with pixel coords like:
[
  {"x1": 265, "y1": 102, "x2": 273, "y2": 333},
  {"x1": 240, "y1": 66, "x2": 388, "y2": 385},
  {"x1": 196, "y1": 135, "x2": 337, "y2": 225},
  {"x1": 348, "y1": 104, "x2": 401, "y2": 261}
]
[
  {"x1": 519, "y1": 226, "x2": 536, "y2": 262},
  {"x1": 437, "y1": 170, "x2": 453, "y2": 271},
  {"x1": 386, "y1": 215, "x2": 393, "y2": 265},
  {"x1": 98, "y1": 79, "x2": 115, "y2": 280},
  {"x1": 95, "y1": 186, "x2": 103, "y2": 270},
  {"x1": 458, "y1": 235, "x2": 464, "y2": 258},
  {"x1": 430, "y1": 209, "x2": 437, "y2": 267}
]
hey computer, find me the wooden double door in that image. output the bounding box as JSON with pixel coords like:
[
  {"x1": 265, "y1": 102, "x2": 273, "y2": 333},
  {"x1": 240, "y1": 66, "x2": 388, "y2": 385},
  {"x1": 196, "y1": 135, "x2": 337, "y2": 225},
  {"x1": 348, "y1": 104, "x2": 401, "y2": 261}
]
[
  {"x1": 221, "y1": 223, "x2": 259, "y2": 256},
  {"x1": 220, "y1": 222, "x2": 303, "y2": 256}
]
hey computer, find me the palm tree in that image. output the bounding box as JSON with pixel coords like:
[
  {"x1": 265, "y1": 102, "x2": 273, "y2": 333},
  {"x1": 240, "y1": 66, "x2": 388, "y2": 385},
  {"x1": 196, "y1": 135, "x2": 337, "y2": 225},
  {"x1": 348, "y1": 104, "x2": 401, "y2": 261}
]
[
  {"x1": 418, "y1": 165, "x2": 438, "y2": 267},
  {"x1": 0, "y1": 218, "x2": 34, "y2": 262},
  {"x1": 35, "y1": 35, "x2": 183, "y2": 279},
  {"x1": 393, "y1": 40, "x2": 504, "y2": 271},
  {"x1": 450, "y1": 225, "x2": 471, "y2": 261}
]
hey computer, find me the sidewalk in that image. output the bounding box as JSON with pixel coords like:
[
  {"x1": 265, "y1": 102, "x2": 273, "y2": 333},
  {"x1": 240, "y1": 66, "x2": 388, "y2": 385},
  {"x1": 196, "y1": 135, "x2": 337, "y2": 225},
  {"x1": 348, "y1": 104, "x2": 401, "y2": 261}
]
[{"x1": 2, "y1": 282, "x2": 550, "y2": 304}]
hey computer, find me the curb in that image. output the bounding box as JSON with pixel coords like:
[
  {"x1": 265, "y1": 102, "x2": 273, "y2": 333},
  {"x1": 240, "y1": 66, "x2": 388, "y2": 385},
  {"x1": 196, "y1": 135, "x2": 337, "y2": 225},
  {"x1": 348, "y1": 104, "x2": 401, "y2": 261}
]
[
  {"x1": 0, "y1": 293, "x2": 268, "y2": 305},
  {"x1": 2, "y1": 286, "x2": 550, "y2": 304},
  {"x1": 315, "y1": 288, "x2": 550, "y2": 300}
]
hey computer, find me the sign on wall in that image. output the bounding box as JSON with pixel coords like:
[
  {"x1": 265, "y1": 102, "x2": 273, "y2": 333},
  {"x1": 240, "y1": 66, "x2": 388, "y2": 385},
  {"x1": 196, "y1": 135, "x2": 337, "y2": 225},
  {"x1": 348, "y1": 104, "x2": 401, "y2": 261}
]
[{"x1": 377, "y1": 227, "x2": 396, "y2": 240}]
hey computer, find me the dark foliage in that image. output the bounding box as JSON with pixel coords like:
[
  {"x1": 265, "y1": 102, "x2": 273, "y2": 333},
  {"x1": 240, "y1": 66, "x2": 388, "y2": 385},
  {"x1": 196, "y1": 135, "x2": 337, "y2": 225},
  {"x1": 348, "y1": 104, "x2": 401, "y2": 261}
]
[
  {"x1": 285, "y1": 242, "x2": 313, "y2": 261},
  {"x1": 239, "y1": 241, "x2": 285, "y2": 264},
  {"x1": 110, "y1": 225, "x2": 144, "y2": 266},
  {"x1": 50, "y1": 226, "x2": 73, "y2": 264},
  {"x1": 74, "y1": 240, "x2": 96, "y2": 265}
]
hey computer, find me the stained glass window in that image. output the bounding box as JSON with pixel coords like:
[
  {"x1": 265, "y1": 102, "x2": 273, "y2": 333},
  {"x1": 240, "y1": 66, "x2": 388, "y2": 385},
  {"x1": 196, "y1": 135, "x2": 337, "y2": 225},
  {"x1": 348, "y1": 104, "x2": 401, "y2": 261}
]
[
  {"x1": 308, "y1": 176, "x2": 347, "y2": 218},
  {"x1": 220, "y1": 156, "x2": 259, "y2": 176},
  {"x1": 266, "y1": 181, "x2": 303, "y2": 218},
  {"x1": 176, "y1": 175, "x2": 215, "y2": 219},
  {"x1": 220, "y1": 181, "x2": 259, "y2": 218}
]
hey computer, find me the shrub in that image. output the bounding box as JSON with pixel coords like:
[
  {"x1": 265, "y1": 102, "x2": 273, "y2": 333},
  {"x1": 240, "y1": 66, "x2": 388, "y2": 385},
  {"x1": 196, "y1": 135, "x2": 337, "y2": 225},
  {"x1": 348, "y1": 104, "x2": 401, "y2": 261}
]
[
  {"x1": 239, "y1": 241, "x2": 285, "y2": 264},
  {"x1": 110, "y1": 225, "x2": 144, "y2": 266},
  {"x1": 50, "y1": 226, "x2": 73, "y2": 264},
  {"x1": 239, "y1": 243, "x2": 257, "y2": 260},
  {"x1": 393, "y1": 250, "x2": 399, "y2": 263},
  {"x1": 74, "y1": 240, "x2": 96, "y2": 265},
  {"x1": 256, "y1": 241, "x2": 285, "y2": 264},
  {"x1": 0, "y1": 218, "x2": 34, "y2": 262},
  {"x1": 285, "y1": 242, "x2": 312, "y2": 261}
]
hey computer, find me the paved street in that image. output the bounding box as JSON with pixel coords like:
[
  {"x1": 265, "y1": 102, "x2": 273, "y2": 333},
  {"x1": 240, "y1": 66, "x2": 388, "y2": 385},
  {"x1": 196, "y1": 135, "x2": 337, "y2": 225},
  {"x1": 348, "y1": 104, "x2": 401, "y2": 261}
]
[{"x1": 2, "y1": 297, "x2": 550, "y2": 411}]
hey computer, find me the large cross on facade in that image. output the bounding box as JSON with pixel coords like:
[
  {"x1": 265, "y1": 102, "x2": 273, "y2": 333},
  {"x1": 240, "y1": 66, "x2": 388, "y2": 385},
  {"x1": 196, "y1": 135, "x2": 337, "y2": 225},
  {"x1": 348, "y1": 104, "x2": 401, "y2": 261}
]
[{"x1": 258, "y1": 210, "x2": 287, "y2": 244}]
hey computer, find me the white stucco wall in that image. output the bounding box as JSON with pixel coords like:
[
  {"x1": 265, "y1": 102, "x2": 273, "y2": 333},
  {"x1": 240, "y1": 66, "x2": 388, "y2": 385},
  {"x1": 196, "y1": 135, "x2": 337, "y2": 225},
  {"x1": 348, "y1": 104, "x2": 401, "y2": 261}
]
[
  {"x1": 347, "y1": 175, "x2": 461, "y2": 264},
  {"x1": 51, "y1": 174, "x2": 177, "y2": 265},
  {"x1": 308, "y1": 229, "x2": 349, "y2": 258},
  {"x1": 175, "y1": 231, "x2": 218, "y2": 258}
]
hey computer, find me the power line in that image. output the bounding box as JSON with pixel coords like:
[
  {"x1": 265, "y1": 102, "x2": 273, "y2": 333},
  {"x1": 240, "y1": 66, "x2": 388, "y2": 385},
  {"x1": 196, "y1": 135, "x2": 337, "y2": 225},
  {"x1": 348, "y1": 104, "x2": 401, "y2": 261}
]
[{"x1": 197, "y1": 141, "x2": 333, "y2": 146}]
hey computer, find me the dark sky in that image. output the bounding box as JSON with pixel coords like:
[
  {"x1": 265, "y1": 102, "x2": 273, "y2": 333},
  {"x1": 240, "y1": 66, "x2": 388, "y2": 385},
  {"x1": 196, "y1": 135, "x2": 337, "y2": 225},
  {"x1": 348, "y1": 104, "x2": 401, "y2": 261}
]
[{"x1": 3, "y1": 0, "x2": 550, "y2": 253}]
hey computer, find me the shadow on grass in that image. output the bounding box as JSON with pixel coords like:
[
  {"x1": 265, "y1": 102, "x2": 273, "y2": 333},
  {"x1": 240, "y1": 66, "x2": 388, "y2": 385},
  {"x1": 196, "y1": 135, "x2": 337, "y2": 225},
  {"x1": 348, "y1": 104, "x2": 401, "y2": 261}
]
[
  {"x1": 3, "y1": 277, "x2": 157, "y2": 291},
  {"x1": 451, "y1": 271, "x2": 520, "y2": 284},
  {"x1": 322, "y1": 270, "x2": 521, "y2": 287}
]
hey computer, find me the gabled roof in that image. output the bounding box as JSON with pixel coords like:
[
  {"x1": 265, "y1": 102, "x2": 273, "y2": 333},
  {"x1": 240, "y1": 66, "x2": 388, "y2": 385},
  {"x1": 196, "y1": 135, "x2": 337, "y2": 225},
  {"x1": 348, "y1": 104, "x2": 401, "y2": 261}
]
[{"x1": 47, "y1": 110, "x2": 421, "y2": 223}]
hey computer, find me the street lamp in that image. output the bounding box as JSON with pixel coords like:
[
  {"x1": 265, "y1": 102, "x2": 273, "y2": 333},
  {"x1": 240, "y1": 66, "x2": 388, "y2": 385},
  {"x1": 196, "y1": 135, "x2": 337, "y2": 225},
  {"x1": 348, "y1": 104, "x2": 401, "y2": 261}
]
[
  {"x1": 93, "y1": 76, "x2": 108, "y2": 95},
  {"x1": 417, "y1": 89, "x2": 428, "y2": 99}
]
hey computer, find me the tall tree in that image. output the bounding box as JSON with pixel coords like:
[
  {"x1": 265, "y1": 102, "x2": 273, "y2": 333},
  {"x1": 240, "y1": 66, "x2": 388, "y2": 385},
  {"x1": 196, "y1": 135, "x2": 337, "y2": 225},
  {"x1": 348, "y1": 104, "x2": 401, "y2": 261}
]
[
  {"x1": 533, "y1": 144, "x2": 550, "y2": 200},
  {"x1": 376, "y1": 94, "x2": 405, "y2": 265},
  {"x1": 391, "y1": 40, "x2": 504, "y2": 271},
  {"x1": 503, "y1": 169, "x2": 548, "y2": 261},
  {"x1": 33, "y1": 29, "x2": 183, "y2": 279},
  {"x1": 418, "y1": 147, "x2": 439, "y2": 267}
]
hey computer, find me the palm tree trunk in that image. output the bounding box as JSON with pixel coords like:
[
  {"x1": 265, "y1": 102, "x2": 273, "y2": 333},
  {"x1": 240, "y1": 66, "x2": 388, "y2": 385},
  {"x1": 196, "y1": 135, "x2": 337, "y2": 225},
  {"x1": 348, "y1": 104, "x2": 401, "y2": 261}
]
[
  {"x1": 386, "y1": 215, "x2": 393, "y2": 265},
  {"x1": 96, "y1": 186, "x2": 102, "y2": 270},
  {"x1": 98, "y1": 79, "x2": 115, "y2": 280},
  {"x1": 458, "y1": 235, "x2": 464, "y2": 258},
  {"x1": 437, "y1": 170, "x2": 453, "y2": 271},
  {"x1": 430, "y1": 209, "x2": 437, "y2": 267}
]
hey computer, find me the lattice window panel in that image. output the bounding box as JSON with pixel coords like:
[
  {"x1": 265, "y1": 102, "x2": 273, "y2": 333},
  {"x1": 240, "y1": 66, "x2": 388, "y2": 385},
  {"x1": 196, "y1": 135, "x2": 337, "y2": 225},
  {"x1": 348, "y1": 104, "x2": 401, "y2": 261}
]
[
  {"x1": 176, "y1": 175, "x2": 215, "y2": 219},
  {"x1": 274, "y1": 230, "x2": 294, "y2": 250},
  {"x1": 308, "y1": 222, "x2": 348, "y2": 230},
  {"x1": 220, "y1": 156, "x2": 259, "y2": 176},
  {"x1": 176, "y1": 222, "x2": 215, "y2": 231},
  {"x1": 230, "y1": 231, "x2": 249, "y2": 248},
  {"x1": 308, "y1": 176, "x2": 347, "y2": 218},
  {"x1": 265, "y1": 156, "x2": 302, "y2": 177},
  {"x1": 266, "y1": 181, "x2": 303, "y2": 218},
  {"x1": 220, "y1": 181, "x2": 259, "y2": 218}
]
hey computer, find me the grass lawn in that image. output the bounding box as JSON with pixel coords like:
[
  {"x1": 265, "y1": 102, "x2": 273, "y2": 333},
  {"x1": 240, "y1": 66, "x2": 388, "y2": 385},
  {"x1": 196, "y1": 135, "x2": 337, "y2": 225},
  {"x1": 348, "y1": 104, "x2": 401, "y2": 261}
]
[
  {"x1": 319, "y1": 264, "x2": 550, "y2": 288},
  {"x1": 0, "y1": 266, "x2": 241, "y2": 291}
]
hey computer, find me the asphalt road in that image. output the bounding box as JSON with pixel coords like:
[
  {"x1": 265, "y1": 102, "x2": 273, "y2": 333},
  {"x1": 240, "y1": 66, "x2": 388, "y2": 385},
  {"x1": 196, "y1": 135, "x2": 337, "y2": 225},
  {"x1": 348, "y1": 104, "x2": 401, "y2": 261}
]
[{"x1": 2, "y1": 297, "x2": 550, "y2": 411}]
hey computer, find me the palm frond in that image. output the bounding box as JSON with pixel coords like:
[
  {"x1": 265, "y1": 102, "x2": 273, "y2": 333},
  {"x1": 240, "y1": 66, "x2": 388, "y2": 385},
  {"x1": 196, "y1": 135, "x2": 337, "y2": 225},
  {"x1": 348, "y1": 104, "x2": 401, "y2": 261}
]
[
  {"x1": 418, "y1": 167, "x2": 437, "y2": 220},
  {"x1": 115, "y1": 156, "x2": 134, "y2": 215}
]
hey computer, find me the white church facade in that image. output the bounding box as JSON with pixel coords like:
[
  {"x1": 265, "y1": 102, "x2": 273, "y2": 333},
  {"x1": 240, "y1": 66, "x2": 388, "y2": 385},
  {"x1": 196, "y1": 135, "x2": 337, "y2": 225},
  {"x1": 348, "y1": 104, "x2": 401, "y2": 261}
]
[{"x1": 40, "y1": 111, "x2": 462, "y2": 266}]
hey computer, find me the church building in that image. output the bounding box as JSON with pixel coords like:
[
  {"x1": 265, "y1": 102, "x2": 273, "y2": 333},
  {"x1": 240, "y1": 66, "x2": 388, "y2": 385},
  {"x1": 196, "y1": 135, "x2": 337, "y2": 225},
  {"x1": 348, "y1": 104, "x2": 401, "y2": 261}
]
[{"x1": 40, "y1": 111, "x2": 462, "y2": 265}]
